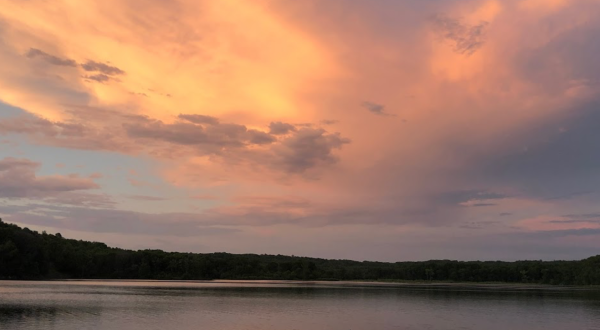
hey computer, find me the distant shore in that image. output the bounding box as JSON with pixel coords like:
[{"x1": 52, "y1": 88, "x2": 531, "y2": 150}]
[
  {"x1": 3, "y1": 220, "x2": 600, "y2": 286},
  {"x1": 3, "y1": 279, "x2": 599, "y2": 292}
]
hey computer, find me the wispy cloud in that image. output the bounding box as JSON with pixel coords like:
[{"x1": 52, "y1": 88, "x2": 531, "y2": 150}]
[
  {"x1": 25, "y1": 48, "x2": 77, "y2": 67},
  {"x1": 80, "y1": 60, "x2": 125, "y2": 76},
  {"x1": 361, "y1": 101, "x2": 395, "y2": 116},
  {"x1": 431, "y1": 14, "x2": 489, "y2": 55}
]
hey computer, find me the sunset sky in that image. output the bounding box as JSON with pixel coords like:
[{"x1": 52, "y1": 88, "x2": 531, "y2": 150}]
[{"x1": 1, "y1": 0, "x2": 600, "y2": 261}]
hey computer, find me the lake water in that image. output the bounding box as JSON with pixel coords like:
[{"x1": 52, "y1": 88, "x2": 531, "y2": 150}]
[{"x1": 1, "y1": 280, "x2": 599, "y2": 330}]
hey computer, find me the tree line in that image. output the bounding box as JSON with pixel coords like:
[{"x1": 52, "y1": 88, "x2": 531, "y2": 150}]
[{"x1": 1, "y1": 219, "x2": 599, "y2": 284}]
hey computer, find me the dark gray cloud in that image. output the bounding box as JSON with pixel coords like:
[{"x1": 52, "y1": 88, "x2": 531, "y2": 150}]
[
  {"x1": 545, "y1": 191, "x2": 595, "y2": 201},
  {"x1": 274, "y1": 128, "x2": 350, "y2": 173},
  {"x1": 125, "y1": 120, "x2": 213, "y2": 146},
  {"x1": 0, "y1": 157, "x2": 99, "y2": 199},
  {"x1": 178, "y1": 114, "x2": 220, "y2": 125},
  {"x1": 247, "y1": 129, "x2": 277, "y2": 145},
  {"x1": 125, "y1": 118, "x2": 349, "y2": 172},
  {"x1": 431, "y1": 14, "x2": 488, "y2": 55},
  {"x1": 84, "y1": 74, "x2": 111, "y2": 83},
  {"x1": 470, "y1": 203, "x2": 497, "y2": 207},
  {"x1": 125, "y1": 116, "x2": 350, "y2": 172},
  {"x1": 81, "y1": 60, "x2": 125, "y2": 75},
  {"x1": 24, "y1": 47, "x2": 125, "y2": 85},
  {"x1": 549, "y1": 219, "x2": 600, "y2": 225},
  {"x1": 415, "y1": 16, "x2": 600, "y2": 210},
  {"x1": 268, "y1": 121, "x2": 296, "y2": 135},
  {"x1": 54, "y1": 122, "x2": 86, "y2": 137},
  {"x1": 361, "y1": 101, "x2": 394, "y2": 116},
  {"x1": 561, "y1": 212, "x2": 600, "y2": 220},
  {"x1": 124, "y1": 119, "x2": 258, "y2": 148},
  {"x1": 24, "y1": 49, "x2": 125, "y2": 81},
  {"x1": 25, "y1": 48, "x2": 77, "y2": 67},
  {"x1": 2, "y1": 109, "x2": 350, "y2": 174},
  {"x1": 477, "y1": 101, "x2": 600, "y2": 199},
  {"x1": 434, "y1": 189, "x2": 508, "y2": 205}
]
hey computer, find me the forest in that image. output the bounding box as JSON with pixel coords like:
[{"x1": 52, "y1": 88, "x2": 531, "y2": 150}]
[{"x1": 1, "y1": 219, "x2": 599, "y2": 285}]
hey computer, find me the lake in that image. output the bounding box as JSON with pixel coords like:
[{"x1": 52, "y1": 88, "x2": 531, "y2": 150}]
[{"x1": 1, "y1": 280, "x2": 599, "y2": 329}]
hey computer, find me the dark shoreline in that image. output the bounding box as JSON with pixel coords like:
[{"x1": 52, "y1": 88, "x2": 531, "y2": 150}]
[
  {"x1": 3, "y1": 220, "x2": 600, "y2": 286},
  {"x1": 2, "y1": 279, "x2": 600, "y2": 292}
]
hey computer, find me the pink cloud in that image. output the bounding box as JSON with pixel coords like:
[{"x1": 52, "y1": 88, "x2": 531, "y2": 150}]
[{"x1": 516, "y1": 215, "x2": 600, "y2": 232}]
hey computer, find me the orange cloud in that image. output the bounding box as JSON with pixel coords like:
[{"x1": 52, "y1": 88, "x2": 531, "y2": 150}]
[
  {"x1": 519, "y1": 0, "x2": 569, "y2": 13},
  {"x1": 0, "y1": 0, "x2": 339, "y2": 124},
  {"x1": 2, "y1": 0, "x2": 600, "y2": 233}
]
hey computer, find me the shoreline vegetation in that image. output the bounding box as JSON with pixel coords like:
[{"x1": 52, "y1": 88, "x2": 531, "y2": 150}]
[{"x1": 1, "y1": 219, "x2": 599, "y2": 285}]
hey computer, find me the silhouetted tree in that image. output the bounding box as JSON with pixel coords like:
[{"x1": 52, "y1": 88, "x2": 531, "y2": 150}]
[{"x1": 0, "y1": 219, "x2": 599, "y2": 284}]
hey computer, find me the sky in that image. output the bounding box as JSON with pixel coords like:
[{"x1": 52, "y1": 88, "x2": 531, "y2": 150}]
[{"x1": 1, "y1": 0, "x2": 600, "y2": 262}]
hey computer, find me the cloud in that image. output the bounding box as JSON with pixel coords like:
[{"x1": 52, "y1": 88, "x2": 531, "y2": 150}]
[
  {"x1": 561, "y1": 213, "x2": 600, "y2": 220},
  {"x1": 83, "y1": 74, "x2": 112, "y2": 83},
  {"x1": 178, "y1": 114, "x2": 220, "y2": 126},
  {"x1": 549, "y1": 219, "x2": 600, "y2": 225},
  {"x1": 545, "y1": 191, "x2": 595, "y2": 201},
  {"x1": 0, "y1": 114, "x2": 135, "y2": 152},
  {"x1": 80, "y1": 60, "x2": 125, "y2": 75},
  {"x1": 2, "y1": 204, "x2": 238, "y2": 237},
  {"x1": 273, "y1": 128, "x2": 350, "y2": 173},
  {"x1": 0, "y1": 157, "x2": 100, "y2": 199},
  {"x1": 431, "y1": 14, "x2": 489, "y2": 55},
  {"x1": 1, "y1": 108, "x2": 351, "y2": 175},
  {"x1": 25, "y1": 48, "x2": 77, "y2": 67},
  {"x1": 24, "y1": 48, "x2": 122, "y2": 84},
  {"x1": 460, "y1": 220, "x2": 500, "y2": 229},
  {"x1": 247, "y1": 129, "x2": 277, "y2": 145},
  {"x1": 474, "y1": 101, "x2": 600, "y2": 199},
  {"x1": 435, "y1": 190, "x2": 508, "y2": 205},
  {"x1": 268, "y1": 121, "x2": 297, "y2": 135},
  {"x1": 124, "y1": 118, "x2": 263, "y2": 149},
  {"x1": 43, "y1": 192, "x2": 116, "y2": 208},
  {"x1": 126, "y1": 195, "x2": 168, "y2": 201},
  {"x1": 125, "y1": 117, "x2": 349, "y2": 173},
  {"x1": 361, "y1": 101, "x2": 394, "y2": 116},
  {"x1": 547, "y1": 213, "x2": 600, "y2": 226},
  {"x1": 522, "y1": 228, "x2": 600, "y2": 238},
  {"x1": 2, "y1": 0, "x2": 600, "y2": 260},
  {"x1": 516, "y1": 22, "x2": 600, "y2": 93},
  {"x1": 1, "y1": 193, "x2": 428, "y2": 230},
  {"x1": 191, "y1": 194, "x2": 218, "y2": 200},
  {"x1": 470, "y1": 203, "x2": 497, "y2": 207}
]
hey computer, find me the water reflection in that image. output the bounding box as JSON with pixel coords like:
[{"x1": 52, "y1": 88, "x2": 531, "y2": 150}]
[{"x1": 1, "y1": 281, "x2": 599, "y2": 330}]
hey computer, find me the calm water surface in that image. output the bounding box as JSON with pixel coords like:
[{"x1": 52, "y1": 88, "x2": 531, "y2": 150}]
[{"x1": 1, "y1": 280, "x2": 599, "y2": 330}]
